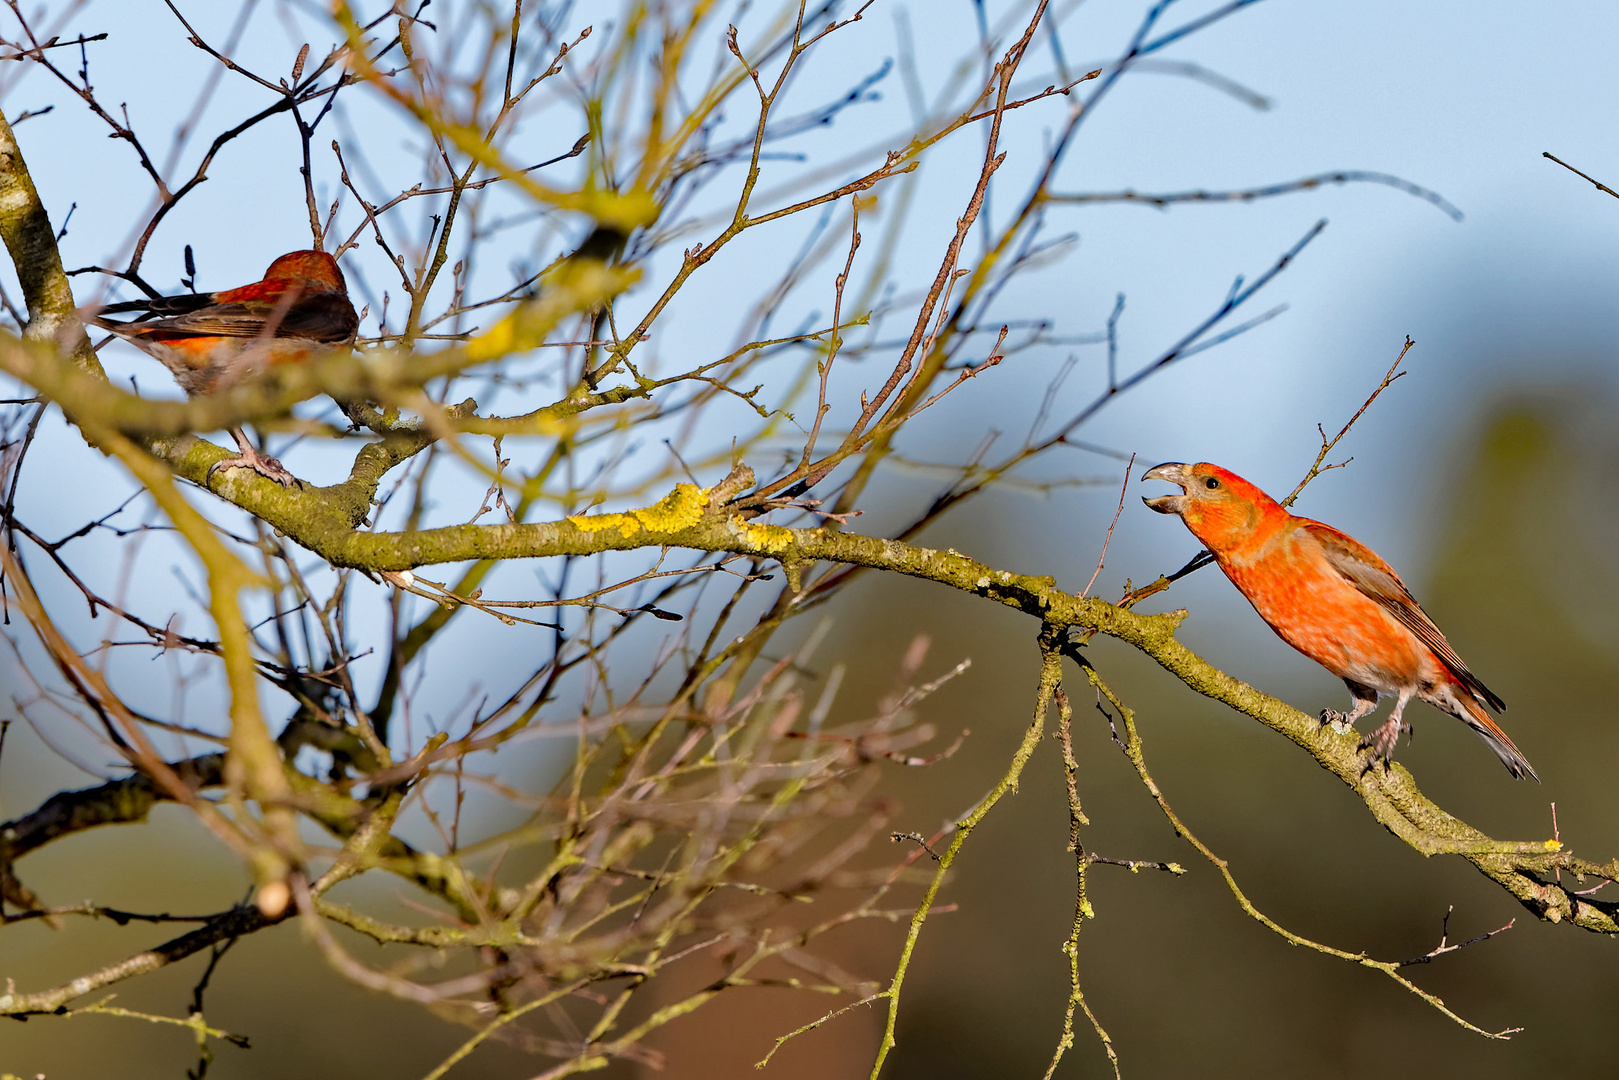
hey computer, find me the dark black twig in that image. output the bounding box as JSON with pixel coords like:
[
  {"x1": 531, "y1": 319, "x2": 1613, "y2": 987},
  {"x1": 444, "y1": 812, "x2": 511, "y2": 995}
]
[
  {"x1": 1397, "y1": 906, "x2": 1515, "y2": 967},
  {"x1": 890, "y1": 831, "x2": 941, "y2": 860}
]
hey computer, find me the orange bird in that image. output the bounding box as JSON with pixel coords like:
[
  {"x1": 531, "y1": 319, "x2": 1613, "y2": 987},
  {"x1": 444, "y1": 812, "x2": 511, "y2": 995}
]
[
  {"x1": 1142, "y1": 462, "x2": 1534, "y2": 779},
  {"x1": 90, "y1": 250, "x2": 359, "y2": 486}
]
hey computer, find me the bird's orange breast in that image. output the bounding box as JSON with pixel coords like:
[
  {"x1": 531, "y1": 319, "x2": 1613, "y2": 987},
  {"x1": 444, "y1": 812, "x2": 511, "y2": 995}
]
[
  {"x1": 120, "y1": 332, "x2": 328, "y2": 395},
  {"x1": 1216, "y1": 529, "x2": 1423, "y2": 687}
]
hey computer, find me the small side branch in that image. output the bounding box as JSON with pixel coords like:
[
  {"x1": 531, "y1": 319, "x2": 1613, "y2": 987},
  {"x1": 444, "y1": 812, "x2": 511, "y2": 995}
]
[
  {"x1": 1069, "y1": 652, "x2": 1522, "y2": 1040},
  {"x1": 1281, "y1": 335, "x2": 1414, "y2": 508},
  {"x1": 1397, "y1": 906, "x2": 1516, "y2": 967},
  {"x1": 1042, "y1": 687, "x2": 1119, "y2": 1080},
  {"x1": 1050, "y1": 169, "x2": 1463, "y2": 222},
  {"x1": 868, "y1": 624, "x2": 1066, "y2": 1079},
  {"x1": 1543, "y1": 152, "x2": 1619, "y2": 201},
  {"x1": 0, "y1": 904, "x2": 280, "y2": 1015},
  {"x1": 1080, "y1": 454, "x2": 1134, "y2": 597}
]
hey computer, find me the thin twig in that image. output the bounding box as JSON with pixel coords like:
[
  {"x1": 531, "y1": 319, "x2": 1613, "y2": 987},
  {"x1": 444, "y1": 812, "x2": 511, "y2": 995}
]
[
  {"x1": 1080, "y1": 453, "x2": 1134, "y2": 597},
  {"x1": 1543, "y1": 151, "x2": 1619, "y2": 200},
  {"x1": 1051, "y1": 169, "x2": 1463, "y2": 222},
  {"x1": 1281, "y1": 335, "x2": 1414, "y2": 507}
]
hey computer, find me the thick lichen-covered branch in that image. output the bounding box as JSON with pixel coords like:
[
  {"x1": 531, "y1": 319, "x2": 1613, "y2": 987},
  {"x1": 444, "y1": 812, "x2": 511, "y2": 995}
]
[
  {"x1": 181, "y1": 475, "x2": 1609, "y2": 933},
  {"x1": 33, "y1": 439, "x2": 1603, "y2": 929},
  {"x1": 0, "y1": 754, "x2": 224, "y2": 866},
  {"x1": 0, "y1": 110, "x2": 99, "y2": 374}
]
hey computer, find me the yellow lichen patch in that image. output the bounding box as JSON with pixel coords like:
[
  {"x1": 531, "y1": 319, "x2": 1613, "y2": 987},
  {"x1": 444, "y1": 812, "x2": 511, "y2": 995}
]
[
  {"x1": 463, "y1": 263, "x2": 638, "y2": 363},
  {"x1": 567, "y1": 484, "x2": 709, "y2": 541},
  {"x1": 568, "y1": 511, "x2": 640, "y2": 539},
  {"x1": 632, "y1": 483, "x2": 707, "y2": 533},
  {"x1": 731, "y1": 514, "x2": 794, "y2": 554},
  {"x1": 1545, "y1": 838, "x2": 1563, "y2": 851},
  {"x1": 464, "y1": 310, "x2": 519, "y2": 362},
  {"x1": 577, "y1": 184, "x2": 661, "y2": 232}
]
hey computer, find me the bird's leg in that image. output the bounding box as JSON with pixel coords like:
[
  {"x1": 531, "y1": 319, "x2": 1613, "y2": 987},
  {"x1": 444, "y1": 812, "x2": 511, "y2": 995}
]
[
  {"x1": 207, "y1": 426, "x2": 298, "y2": 488},
  {"x1": 1359, "y1": 688, "x2": 1414, "y2": 772},
  {"x1": 1320, "y1": 679, "x2": 1379, "y2": 734}
]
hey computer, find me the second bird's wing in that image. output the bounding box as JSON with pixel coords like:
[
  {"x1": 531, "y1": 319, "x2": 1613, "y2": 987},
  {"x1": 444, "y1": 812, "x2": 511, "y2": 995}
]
[{"x1": 97, "y1": 292, "x2": 357, "y2": 344}]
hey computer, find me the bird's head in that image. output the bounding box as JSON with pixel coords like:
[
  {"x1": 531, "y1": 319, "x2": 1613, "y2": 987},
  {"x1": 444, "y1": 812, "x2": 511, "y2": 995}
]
[
  {"x1": 1141, "y1": 462, "x2": 1282, "y2": 551},
  {"x1": 261, "y1": 250, "x2": 346, "y2": 292}
]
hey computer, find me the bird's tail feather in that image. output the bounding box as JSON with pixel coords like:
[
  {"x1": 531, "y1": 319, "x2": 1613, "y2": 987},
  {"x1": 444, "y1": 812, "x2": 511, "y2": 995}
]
[{"x1": 1456, "y1": 693, "x2": 1537, "y2": 781}]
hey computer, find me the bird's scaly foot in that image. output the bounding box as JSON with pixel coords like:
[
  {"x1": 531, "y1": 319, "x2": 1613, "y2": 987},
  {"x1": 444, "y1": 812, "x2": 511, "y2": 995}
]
[
  {"x1": 1357, "y1": 716, "x2": 1411, "y2": 774},
  {"x1": 207, "y1": 444, "x2": 298, "y2": 488}
]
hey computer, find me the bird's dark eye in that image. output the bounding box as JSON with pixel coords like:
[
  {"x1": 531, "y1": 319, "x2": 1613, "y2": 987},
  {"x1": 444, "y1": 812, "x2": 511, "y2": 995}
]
[{"x1": 1204, "y1": 477, "x2": 1221, "y2": 490}]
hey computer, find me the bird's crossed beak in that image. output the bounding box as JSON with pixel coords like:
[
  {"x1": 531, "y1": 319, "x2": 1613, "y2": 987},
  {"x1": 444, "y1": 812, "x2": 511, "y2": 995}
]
[{"x1": 1141, "y1": 462, "x2": 1191, "y2": 515}]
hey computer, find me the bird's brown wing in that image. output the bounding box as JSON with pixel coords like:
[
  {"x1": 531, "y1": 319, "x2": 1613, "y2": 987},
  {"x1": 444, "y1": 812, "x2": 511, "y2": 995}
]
[
  {"x1": 95, "y1": 292, "x2": 357, "y2": 344},
  {"x1": 1302, "y1": 520, "x2": 1505, "y2": 711}
]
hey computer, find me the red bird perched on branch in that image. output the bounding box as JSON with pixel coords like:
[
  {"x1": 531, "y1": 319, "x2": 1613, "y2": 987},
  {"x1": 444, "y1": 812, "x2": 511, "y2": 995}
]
[
  {"x1": 90, "y1": 249, "x2": 359, "y2": 486},
  {"x1": 1142, "y1": 462, "x2": 1534, "y2": 780}
]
